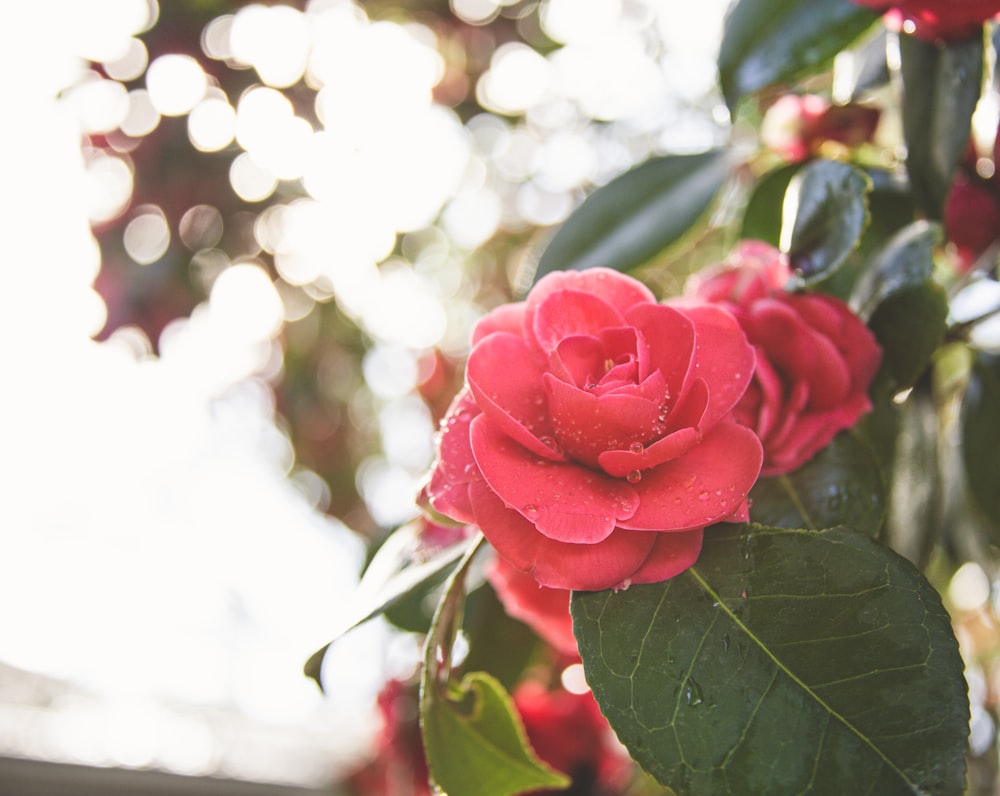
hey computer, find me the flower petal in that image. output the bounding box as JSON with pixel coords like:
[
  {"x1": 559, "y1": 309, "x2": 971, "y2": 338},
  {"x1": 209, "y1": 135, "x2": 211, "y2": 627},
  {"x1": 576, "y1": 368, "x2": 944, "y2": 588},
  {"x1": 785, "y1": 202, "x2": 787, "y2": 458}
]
[
  {"x1": 425, "y1": 389, "x2": 482, "y2": 524},
  {"x1": 470, "y1": 416, "x2": 638, "y2": 543},
  {"x1": 625, "y1": 303, "x2": 695, "y2": 402},
  {"x1": 598, "y1": 426, "x2": 701, "y2": 478},
  {"x1": 531, "y1": 289, "x2": 626, "y2": 353},
  {"x1": 620, "y1": 422, "x2": 762, "y2": 531},
  {"x1": 624, "y1": 529, "x2": 703, "y2": 587},
  {"x1": 527, "y1": 268, "x2": 656, "y2": 322},
  {"x1": 472, "y1": 301, "x2": 527, "y2": 346},
  {"x1": 469, "y1": 481, "x2": 656, "y2": 591},
  {"x1": 677, "y1": 302, "x2": 756, "y2": 429},
  {"x1": 467, "y1": 332, "x2": 565, "y2": 461}
]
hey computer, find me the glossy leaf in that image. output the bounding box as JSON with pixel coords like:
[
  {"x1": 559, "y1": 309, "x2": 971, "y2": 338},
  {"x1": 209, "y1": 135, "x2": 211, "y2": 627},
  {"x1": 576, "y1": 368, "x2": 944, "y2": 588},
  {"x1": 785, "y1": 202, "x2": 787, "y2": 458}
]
[
  {"x1": 780, "y1": 159, "x2": 871, "y2": 286},
  {"x1": 740, "y1": 163, "x2": 798, "y2": 246},
  {"x1": 420, "y1": 537, "x2": 568, "y2": 796},
  {"x1": 749, "y1": 431, "x2": 885, "y2": 536},
  {"x1": 899, "y1": 33, "x2": 984, "y2": 218},
  {"x1": 868, "y1": 281, "x2": 948, "y2": 392},
  {"x1": 533, "y1": 149, "x2": 732, "y2": 281},
  {"x1": 882, "y1": 385, "x2": 943, "y2": 568},
  {"x1": 850, "y1": 220, "x2": 940, "y2": 320},
  {"x1": 718, "y1": 0, "x2": 878, "y2": 112},
  {"x1": 834, "y1": 27, "x2": 890, "y2": 102},
  {"x1": 572, "y1": 524, "x2": 969, "y2": 796},
  {"x1": 304, "y1": 522, "x2": 476, "y2": 689},
  {"x1": 961, "y1": 352, "x2": 1000, "y2": 529}
]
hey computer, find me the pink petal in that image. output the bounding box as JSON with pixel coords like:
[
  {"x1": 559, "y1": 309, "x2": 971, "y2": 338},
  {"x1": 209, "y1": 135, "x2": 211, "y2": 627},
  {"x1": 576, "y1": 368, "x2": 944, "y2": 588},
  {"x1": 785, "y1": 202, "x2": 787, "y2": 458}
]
[
  {"x1": 625, "y1": 303, "x2": 695, "y2": 402},
  {"x1": 625, "y1": 529, "x2": 704, "y2": 586},
  {"x1": 532, "y1": 289, "x2": 626, "y2": 353},
  {"x1": 472, "y1": 301, "x2": 528, "y2": 346},
  {"x1": 469, "y1": 481, "x2": 657, "y2": 591},
  {"x1": 527, "y1": 268, "x2": 656, "y2": 322},
  {"x1": 676, "y1": 303, "x2": 756, "y2": 429},
  {"x1": 467, "y1": 332, "x2": 565, "y2": 462},
  {"x1": 746, "y1": 346, "x2": 784, "y2": 441},
  {"x1": 470, "y1": 416, "x2": 639, "y2": 544},
  {"x1": 486, "y1": 555, "x2": 577, "y2": 656},
  {"x1": 598, "y1": 426, "x2": 701, "y2": 478},
  {"x1": 425, "y1": 389, "x2": 483, "y2": 524},
  {"x1": 620, "y1": 422, "x2": 762, "y2": 531},
  {"x1": 544, "y1": 372, "x2": 666, "y2": 465}
]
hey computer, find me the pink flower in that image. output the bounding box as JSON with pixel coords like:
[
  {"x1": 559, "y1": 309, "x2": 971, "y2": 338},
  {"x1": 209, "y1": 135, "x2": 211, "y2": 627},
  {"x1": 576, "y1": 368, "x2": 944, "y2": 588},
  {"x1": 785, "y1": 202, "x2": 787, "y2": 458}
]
[
  {"x1": 852, "y1": 0, "x2": 1000, "y2": 42},
  {"x1": 486, "y1": 553, "x2": 577, "y2": 657},
  {"x1": 687, "y1": 242, "x2": 882, "y2": 477},
  {"x1": 761, "y1": 94, "x2": 880, "y2": 163},
  {"x1": 513, "y1": 681, "x2": 631, "y2": 795},
  {"x1": 423, "y1": 268, "x2": 762, "y2": 592}
]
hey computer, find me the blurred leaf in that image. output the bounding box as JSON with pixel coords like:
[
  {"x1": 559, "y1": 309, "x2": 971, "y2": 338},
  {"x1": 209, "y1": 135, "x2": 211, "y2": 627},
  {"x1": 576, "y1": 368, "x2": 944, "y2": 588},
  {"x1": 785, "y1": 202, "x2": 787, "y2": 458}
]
[
  {"x1": 304, "y1": 523, "x2": 476, "y2": 690},
  {"x1": 422, "y1": 671, "x2": 569, "y2": 796},
  {"x1": 572, "y1": 524, "x2": 969, "y2": 796},
  {"x1": 462, "y1": 584, "x2": 546, "y2": 692},
  {"x1": 740, "y1": 163, "x2": 799, "y2": 246},
  {"x1": 718, "y1": 0, "x2": 878, "y2": 112},
  {"x1": 534, "y1": 149, "x2": 732, "y2": 281},
  {"x1": 780, "y1": 159, "x2": 872, "y2": 286},
  {"x1": 420, "y1": 538, "x2": 568, "y2": 796},
  {"x1": 835, "y1": 27, "x2": 890, "y2": 102},
  {"x1": 882, "y1": 385, "x2": 943, "y2": 568},
  {"x1": 961, "y1": 351, "x2": 1000, "y2": 529},
  {"x1": 850, "y1": 220, "x2": 940, "y2": 320},
  {"x1": 868, "y1": 281, "x2": 948, "y2": 392},
  {"x1": 899, "y1": 33, "x2": 984, "y2": 218},
  {"x1": 749, "y1": 431, "x2": 885, "y2": 536}
]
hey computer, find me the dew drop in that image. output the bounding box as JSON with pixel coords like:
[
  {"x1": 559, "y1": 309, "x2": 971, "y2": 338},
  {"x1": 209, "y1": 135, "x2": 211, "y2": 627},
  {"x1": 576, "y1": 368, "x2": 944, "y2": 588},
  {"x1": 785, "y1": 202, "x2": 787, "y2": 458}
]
[
  {"x1": 698, "y1": 490, "x2": 709, "y2": 501},
  {"x1": 629, "y1": 441, "x2": 644, "y2": 454},
  {"x1": 626, "y1": 469, "x2": 642, "y2": 484},
  {"x1": 722, "y1": 632, "x2": 730, "y2": 652},
  {"x1": 684, "y1": 677, "x2": 704, "y2": 707},
  {"x1": 523, "y1": 504, "x2": 539, "y2": 518}
]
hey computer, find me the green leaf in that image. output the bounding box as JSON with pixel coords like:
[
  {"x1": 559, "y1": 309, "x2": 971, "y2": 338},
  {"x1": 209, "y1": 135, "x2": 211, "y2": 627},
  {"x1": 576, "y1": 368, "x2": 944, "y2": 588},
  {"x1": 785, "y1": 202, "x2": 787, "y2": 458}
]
[
  {"x1": 899, "y1": 33, "x2": 984, "y2": 218},
  {"x1": 961, "y1": 351, "x2": 1000, "y2": 529},
  {"x1": 850, "y1": 220, "x2": 940, "y2": 321},
  {"x1": 834, "y1": 27, "x2": 890, "y2": 102},
  {"x1": 749, "y1": 431, "x2": 886, "y2": 536},
  {"x1": 572, "y1": 524, "x2": 969, "y2": 796},
  {"x1": 868, "y1": 281, "x2": 948, "y2": 392},
  {"x1": 718, "y1": 0, "x2": 878, "y2": 112},
  {"x1": 304, "y1": 522, "x2": 475, "y2": 690},
  {"x1": 533, "y1": 149, "x2": 732, "y2": 281},
  {"x1": 420, "y1": 537, "x2": 569, "y2": 796},
  {"x1": 780, "y1": 159, "x2": 872, "y2": 286},
  {"x1": 422, "y1": 671, "x2": 569, "y2": 796},
  {"x1": 881, "y1": 385, "x2": 943, "y2": 568},
  {"x1": 740, "y1": 163, "x2": 799, "y2": 247}
]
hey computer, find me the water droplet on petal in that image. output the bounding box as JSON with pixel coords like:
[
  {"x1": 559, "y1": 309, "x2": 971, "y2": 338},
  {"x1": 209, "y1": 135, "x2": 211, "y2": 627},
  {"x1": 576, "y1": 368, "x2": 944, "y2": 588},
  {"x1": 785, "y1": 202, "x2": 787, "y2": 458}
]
[
  {"x1": 698, "y1": 490, "x2": 709, "y2": 501},
  {"x1": 629, "y1": 441, "x2": 644, "y2": 454},
  {"x1": 627, "y1": 469, "x2": 642, "y2": 484},
  {"x1": 523, "y1": 504, "x2": 539, "y2": 518}
]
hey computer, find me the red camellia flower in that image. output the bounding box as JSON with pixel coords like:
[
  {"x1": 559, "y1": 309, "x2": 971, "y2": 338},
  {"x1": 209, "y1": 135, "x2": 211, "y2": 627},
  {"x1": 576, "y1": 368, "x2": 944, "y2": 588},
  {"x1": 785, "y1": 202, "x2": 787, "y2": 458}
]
[
  {"x1": 423, "y1": 268, "x2": 762, "y2": 592},
  {"x1": 486, "y1": 552, "x2": 577, "y2": 657},
  {"x1": 514, "y1": 681, "x2": 631, "y2": 795},
  {"x1": 761, "y1": 94, "x2": 881, "y2": 163},
  {"x1": 852, "y1": 0, "x2": 1000, "y2": 42},
  {"x1": 687, "y1": 241, "x2": 881, "y2": 477}
]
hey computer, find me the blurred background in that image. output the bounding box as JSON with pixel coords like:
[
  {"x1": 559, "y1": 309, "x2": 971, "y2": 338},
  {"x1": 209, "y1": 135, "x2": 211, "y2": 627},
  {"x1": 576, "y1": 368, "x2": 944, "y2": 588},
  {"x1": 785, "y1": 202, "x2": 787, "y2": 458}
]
[{"x1": 0, "y1": 0, "x2": 738, "y2": 792}]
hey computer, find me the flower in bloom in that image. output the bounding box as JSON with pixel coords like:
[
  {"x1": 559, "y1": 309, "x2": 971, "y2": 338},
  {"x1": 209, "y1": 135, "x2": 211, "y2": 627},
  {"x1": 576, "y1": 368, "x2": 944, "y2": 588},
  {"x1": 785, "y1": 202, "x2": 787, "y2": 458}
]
[
  {"x1": 687, "y1": 241, "x2": 882, "y2": 477},
  {"x1": 486, "y1": 552, "x2": 577, "y2": 657},
  {"x1": 761, "y1": 94, "x2": 880, "y2": 163},
  {"x1": 513, "y1": 681, "x2": 631, "y2": 795},
  {"x1": 423, "y1": 268, "x2": 762, "y2": 591},
  {"x1": 944, "y1": 131, "x2": 1000, "y2": 273},
  {"x1": 852, "y1": 0, "x2": 1000, "y2": 42}
]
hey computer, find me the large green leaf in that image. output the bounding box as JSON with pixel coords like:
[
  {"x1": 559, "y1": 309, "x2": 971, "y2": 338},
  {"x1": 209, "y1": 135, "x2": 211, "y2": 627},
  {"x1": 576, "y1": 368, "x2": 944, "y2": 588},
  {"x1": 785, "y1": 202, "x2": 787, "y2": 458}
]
[
  {"x1": 420, "y1": 537, "x2": 568, "y2": 796},
  {"x1": 749, "y1": 431, "x2": 885, "y2": 536},
  {"x1": 533, "y1": 150, "x2": 732, "y2": 281},
  {"x1": 850, "y1": 220, "x2": 940, "y2": 321},
  {"x1": 960, "y1": 351, "x2": 1000, "y2": 530},
  {"x1": 718, "y1": 0, "x2": 878, "y2": 112},
  {"x1": 572, "y1": 524, "x2": 969, "y2": 796},
  {"x1": 868, "y1": 281, "x2": 948, "y2": 392},
  {"x1": 899, "y1": 33, "x2": 984, "y2": 219},
  {"x1": 740, "y1": 163, "x2": 799, "y2": 246},
  {"x1": 780, "y1": 159, "x2": 871, "y2": 286}
]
